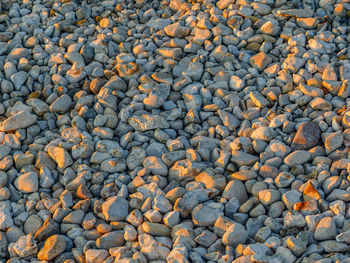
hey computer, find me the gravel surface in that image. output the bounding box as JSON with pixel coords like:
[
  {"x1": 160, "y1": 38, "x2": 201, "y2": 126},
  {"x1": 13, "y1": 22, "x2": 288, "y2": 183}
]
[{"x1": 0, "y1": 0, "x2": 350, "y2": 262}]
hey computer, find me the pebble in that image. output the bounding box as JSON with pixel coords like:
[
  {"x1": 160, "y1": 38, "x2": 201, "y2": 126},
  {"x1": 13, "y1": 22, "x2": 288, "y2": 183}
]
[{"x1": 0, "y1": 0, "x2": 347, "y2": 262}]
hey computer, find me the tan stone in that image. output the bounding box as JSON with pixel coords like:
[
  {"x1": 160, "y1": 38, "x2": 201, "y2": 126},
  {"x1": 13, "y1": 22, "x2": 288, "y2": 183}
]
[
  {"x1": 48, "y1": 146, "x2": 73, "y2": 169},
  {"x1": 250, "y1": 52, "x2": 272, "y2": 71}
]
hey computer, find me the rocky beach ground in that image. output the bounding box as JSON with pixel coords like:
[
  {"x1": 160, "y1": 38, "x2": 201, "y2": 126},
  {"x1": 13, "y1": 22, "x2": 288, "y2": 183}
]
[{"x1": 0, "y1": 0, "x2": 350, "y2": 262}]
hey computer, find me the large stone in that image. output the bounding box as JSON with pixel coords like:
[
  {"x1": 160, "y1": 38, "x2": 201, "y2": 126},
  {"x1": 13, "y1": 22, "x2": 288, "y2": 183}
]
[
  {"x1": 291, "y1": 122, "x2": 320, "y2": 150},
  {"x1": 102, "y1": 196, "x2": 129, "y2": 221},
  {"x1": 48, "y1": 146, "x2": 73, "y2": 169},
  {"x1": 222, "y1": 180, "x2": 248, "y2": 204},
  {"x1": 50, "y1": 94, "x2": 72, "y2": 114},
  {"x1": 14, "y1": 172, "x2": 38, "y2": 193},
  {"x1": 223, "y1": 223, "x2": 248, "y2": 247},
  {"x1": 85, "y1": 249, "x2": 109, "y2": 263},
  {"x1": 284, "y1": 150, "x2": 310, "y2": 166},
  {"x1": 37, "y1": 234, "x2": 66, "y2": 261},
  {"x1": 0, "y1": 111, "x2": 37, "y2": 131},
  {"x1": 231, "y1": 150, "x2": 259, "y2": 166},
  {"x1": 128, "y1": 114, "x2": 169, "y2": 131},
  {"x1": 192, "y1": 203, "x2": 224, "y2": 226},
  {"x1": 13, "y1": 234, "x2": 37, "y2": 257},
  {"x1": 315, "y1": 218, "x2": 336, "y2": 241},
  {"x1": 96, "y1": 231, "x2": 125, "y2": 249},
  {"x1": 164, "y1": 22, "x2": 190, "y2": 38}
]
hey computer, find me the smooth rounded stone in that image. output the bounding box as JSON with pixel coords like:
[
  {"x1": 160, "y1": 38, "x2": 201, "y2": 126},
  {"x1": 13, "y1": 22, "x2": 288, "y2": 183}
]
[
  {"x1": 223, "y1": 180, "x2": 248, "y2": 204},
  {"x1": 258, "y1": 189, "x2": 281, "y2": 206},
  {"x1": 85, "y1": 249, "x2": 109, "y2": 263},
  {"x1": 14, "y1": 172, "x2": 38, "y2": 193},
  {"x1": 324, "y1": 132, "x2": 343, "y2": 154},
  {"x1": 291, "y1": 122, "x2": 321, "y2": 150},
  {"x1": 231, "y1": 150, "x2": 259, "y2": 167},
  {"x1": 0, "y1": 111, "x2": 37, "y2": 132},
  {"x1": 37, "y1": 234, "x2": 66, "y2": 261},
  {"x1": 284, "y1": 150, "x2": 310, "y2": 166},
  {"x1": 13, "y1": 234, "x2": 37, "y2": 257},
  {"x1": 50, "y1": 94, "x2": 72, "y2": 114},
  {"x1": 320, "y1": 240, "x2": 348, "y2": 253},
  {"x1": 143, "y1": 156, "x2": 168, "y2": 176},
  {"x1": 222, "y1": 222, "x2": 248, "y2": 247},
  {"x1": 48, "y1": 146, "x2": 73, "y2": 169},
  {"x1": 230, "y1": 170, "x2": 257, "y2": 181},
  {"x1": 102, "y1": 196, "x2": 128, "y2": 222},
  {"x1": 142, "y1": 222, "x2": 171, "y2": 237},
  {"x1": 192, "y1": 202, "x2": 224, "y2": 226},
  {"x1": 249, "y1": 204, "x2": 266, "y2": 217},
  {"x1": 320, "y1": 172, "x2": 336, "y2": 190},
  {"x1": 327, "y1": 189, "x2": 350, "y2": 202},
  {"x1": 96, "y1": 231, "x2": 124, "y2": 249},
  {"x1": 24, "y1": 215, "x2": 43, "y2": 234}
]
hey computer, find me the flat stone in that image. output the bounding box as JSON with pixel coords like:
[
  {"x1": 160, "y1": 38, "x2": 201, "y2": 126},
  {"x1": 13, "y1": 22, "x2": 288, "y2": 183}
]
[
  {"x1": 96, "y1": 231, "x2": 125, "y2": 249},
  {"x1": 296, "y1": 18, "x2": 319, "y2": 29},
  {"x1": 231, "y1": 150, "x2": 259, "y2": 166},
  {"x1": 142, "y1": 222, "x2": 171, "y2": 237},
  {"x1": 0, "y1": 111, "x2": 37, "y2": 131},
  {"x1": 284, "y1": 150, "x2": 311, "y2": 166},
  {"x1": 128, "y1": 114, "x2": 169, "y2": 131},
  {"x1": 230, "y1": 170, "x2": 257, "y2": 181}
]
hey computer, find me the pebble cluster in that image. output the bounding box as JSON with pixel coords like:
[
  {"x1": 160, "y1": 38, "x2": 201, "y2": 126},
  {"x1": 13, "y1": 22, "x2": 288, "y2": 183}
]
[{"x1": 1, "y1": 0, "x2": 350, "y2": 262}]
